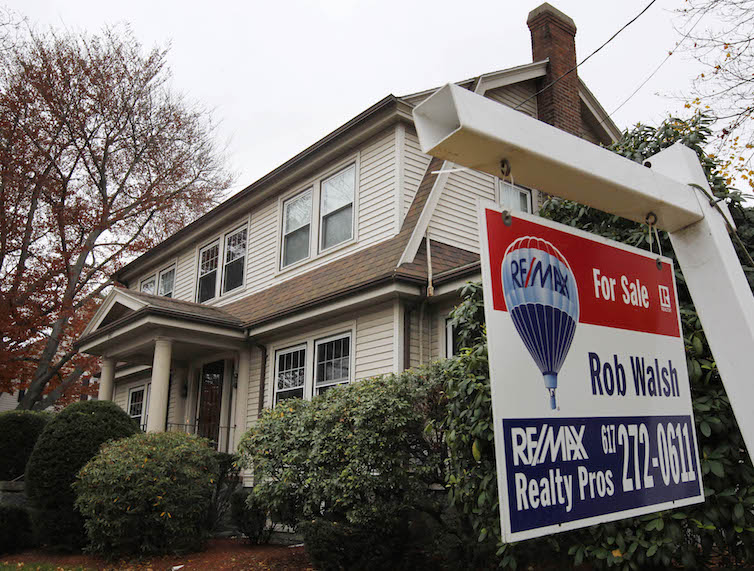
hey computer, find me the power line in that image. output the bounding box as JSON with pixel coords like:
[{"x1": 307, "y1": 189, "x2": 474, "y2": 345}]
[
  {"x1": 599, "y1": 6, "x2": 711, "y2": 127},
  {"x1": 514, "y1": 0, "x2": 659, "y2": 112}
]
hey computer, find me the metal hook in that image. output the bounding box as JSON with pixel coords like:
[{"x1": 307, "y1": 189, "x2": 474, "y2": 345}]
[
  {"x1": 502, "y1": 210, "x2": 513, "y2": 226},
  {"x1": 500, "y1": 159, "x2": 511, "y2": 179}
]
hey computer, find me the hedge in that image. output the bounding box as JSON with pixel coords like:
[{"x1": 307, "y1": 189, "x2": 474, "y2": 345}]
[{"x1": 0, "y1": 410, "x2": 51, "y2": 480}]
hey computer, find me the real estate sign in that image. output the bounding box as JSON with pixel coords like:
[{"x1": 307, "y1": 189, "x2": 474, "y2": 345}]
[{"x1": 477, "y1": 202, "x2": 705, "y2": 542}]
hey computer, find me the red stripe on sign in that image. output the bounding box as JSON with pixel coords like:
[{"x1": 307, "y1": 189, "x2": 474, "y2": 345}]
[{"x1": 485, "y1": 209, "x2": 680, "y2": 338}]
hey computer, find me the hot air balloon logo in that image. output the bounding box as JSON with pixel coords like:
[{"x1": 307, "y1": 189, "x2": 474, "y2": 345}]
[{"x1": 501, "y1": 236, "x2": 579, "y2": 410}]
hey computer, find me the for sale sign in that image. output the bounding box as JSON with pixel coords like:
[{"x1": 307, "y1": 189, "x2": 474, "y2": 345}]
[{"x1": 478, "y1": 203, "x2": 704, "y2": 542}]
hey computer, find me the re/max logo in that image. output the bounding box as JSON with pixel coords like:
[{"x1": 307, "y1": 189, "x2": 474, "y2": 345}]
[{"x1": 509, "y1": 258, "x2": 571, "y2": 298}]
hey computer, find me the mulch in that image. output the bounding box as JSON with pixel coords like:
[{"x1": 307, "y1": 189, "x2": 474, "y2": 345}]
[{"x1": 1, "y1": 538, "x2": 314, "y2": 570}]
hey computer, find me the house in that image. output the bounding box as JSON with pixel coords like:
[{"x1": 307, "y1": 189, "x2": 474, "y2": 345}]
[{"x1": 77, "y1": 3, "x2": 621, "y2": 454}]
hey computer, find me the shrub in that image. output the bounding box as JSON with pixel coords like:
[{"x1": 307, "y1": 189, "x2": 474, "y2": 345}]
[
  {"x1": 206, "y1": 452, "x2": 240, "y2": 532},
  {"x1": 75, "y1": 431, "x2": 218, "y2": 558},
  {"x1": 24, "y1": 400, "x2": 139, "y2": 550},
  {"x1": 231, "y1": 489, "x2": 271, "y2": 544},
  {"x1": 0, "y1": 505, "x2": 34, "y2": 554},
  {"x1": 238, "y1": 369, "x2": 447, "y2": 531},
  {"x1": 0, "y1": 410, "x2": 52, "y2": 480}
]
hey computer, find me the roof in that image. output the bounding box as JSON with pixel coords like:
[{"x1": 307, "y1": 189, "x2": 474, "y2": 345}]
[{"x1": 114, "y1": 289, "x2": 241, "y2": 325}]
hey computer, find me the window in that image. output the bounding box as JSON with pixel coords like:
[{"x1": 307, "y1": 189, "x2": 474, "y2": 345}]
[
  {"x1": 499, "y1": 180, "x2": 532, "y2": 213},
  {"x1": 314, "y1": 333, "x2": 351, "y2": 395},
  {"x1": 223, "y1": 227, "x2": 247, "y2": 293},
  {"x1": 282, "y1": 190, "x2": 312, "y2": 268},
  {"x1": 274, "y1": 345, "x2": 306, "y2": 404},
  {"x1": 128, "y1": 385, "x2": 150, "y2": 430},
  {"x1": 198, "y1": 242, "x2": 219, "y2": 303},
  {"x1": 320, "y1": 165, "x2": 355, "y2": 251},
  {"x1": 446, "y1": 318, "x2": 461, "y2": 357},
  {"x1": 140, "y1": 275, "x2": 156, "y2": 295},
  {"x1": 158, "y1": 266, "x2": 175, "y2": 298}
]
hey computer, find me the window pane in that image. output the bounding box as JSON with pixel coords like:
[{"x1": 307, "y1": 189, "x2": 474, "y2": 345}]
[
  {"x1": 159, "y1": 268, "x2": 175, "y2": 297},
  {"x1": 200, "y1": 244, "x2": 219, "y2": 276},
  {"x1": 223, "y1": 258, "x2": 244, "y2": 293},
  {"x1": 321, "y1": 166, "x2": 355, "y2": 215},
  {"x1": 315, "y1": 336, "x2": 350, "y2": 387},
  {"x1": 519, "y1": 191, "x2": 530, "y2": 213},
  {"x1": 321, "y1": 205, "x2": 353, "y2": 250},
  {"x1": 198, "y1": 271, "x2": 216, "y2": 303},
  {"x1": 284, "y1": 192, "x2": 312, "y2": 233},
  {"x1": 141, "y1": 278, "x2": 155, "y2": 295},
  {"x1": 226, "y1": 229, "x2": 247, "y2": 263},
  {"x1": 283, "y1": 225, "x2": 310, "y2": 267},
  {"x1": 275, "y1": 348, "x2": 305, "y2": 404}
]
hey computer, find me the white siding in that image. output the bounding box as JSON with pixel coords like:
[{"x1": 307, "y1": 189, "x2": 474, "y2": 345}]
[
  {"x1": 427, "y1": 168, "x2": 496, "y2": 253},
  {"x1": 0, "y1": 392, "x2": 18, "y2": 413},
  {"x1": 112, "y1": 376, "x2": 149, "y2": 414},
  {"x1": 173, "y1": 249, "x2": 197, "y2": 302},
  {"x1": 403, "y1": 130, "x2": 432, "y2": 219},
  {"x1": 484, "y1": 80, "x2": 538, "y2": 118},
  {"x1": 354, "y1": 302, "x2": 394, "y2": 380}
]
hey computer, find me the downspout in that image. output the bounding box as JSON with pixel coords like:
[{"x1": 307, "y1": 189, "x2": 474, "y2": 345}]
[
  {"x1": 418, "y1": 234, "x2": 435, "y2": 365},
  {"x1": 256, "y1": 342, "x2": 268, "y2": 418}
]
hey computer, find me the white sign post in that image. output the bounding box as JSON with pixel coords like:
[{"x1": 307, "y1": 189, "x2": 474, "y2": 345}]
[
  {"x1": 478, "y1": 204, "x2": 704, "y2": 541},
  {"x1": 413, "y1": 83, "x2": 754, "y2": 471}
]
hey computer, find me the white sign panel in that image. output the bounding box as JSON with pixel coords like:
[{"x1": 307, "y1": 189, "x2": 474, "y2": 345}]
[{"x1": 478, "y1": 202, "x2": 704, "y2": 543}]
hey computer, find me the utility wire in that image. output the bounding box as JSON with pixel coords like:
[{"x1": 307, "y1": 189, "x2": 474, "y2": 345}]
[
  {"x1": 598, "y1": 6, "x2": 711, "y2": 127},
  {"x1": 514, "y1": 0, "x2": 659, "y2": 112}
]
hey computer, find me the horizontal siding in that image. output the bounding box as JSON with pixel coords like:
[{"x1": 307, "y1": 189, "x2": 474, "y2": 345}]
[
  {"x1": 428, "y1": 168, "x2": 496, "y2": 253},
  {"x1": 484, "y1": 80, "x2": 538, "y2": 118},
  {"x1": 245, "y1": 345, "x2": 264, "y2": 430},
  {"x1": 112, "y1": 376, "x2": 149, "y2": 413},
  {"x1": 355, "y1": 303, "x2": 394, "y2": 379},
  {"x1": 403, "y1": 130, "x2": 432, "y2": 218},
  {"x1": 173, "y1": 249, "x2": 197, "y2": 302},
  {"x1": 0, "y1": 392, "x2": 17, "y2": 413}
]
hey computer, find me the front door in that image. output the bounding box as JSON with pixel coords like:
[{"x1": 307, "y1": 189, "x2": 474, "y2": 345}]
[{"x1": 197, "y1": 360, "x2": 224, "y2": 444}]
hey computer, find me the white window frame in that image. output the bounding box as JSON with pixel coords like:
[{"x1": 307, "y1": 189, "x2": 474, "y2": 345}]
[
  {"x1": 158, "y1": 265, "x2": 176, "y2": 298},
  {"x1": 445, "y1": 317, "x2": 460, "y2": 358},
  {"x1": 273, "y1": 344, "x2": 307, "y2": 405},
  {"x1": 197, "y1": 240, "x2": 220, "y2": 303},
  {"x1": 139, "y1": 274, "x2": 156, "y2": 295},
  {"x1": 319, "y1": 164, "x2": 356, "y2": 254},
  {"x1": 280, "y1": 189, "x2": 313, "y2": 270},
  {"x1": 498, "y1": 179, "x2": 533, "y2": 214},
  {"x1": 222, "y1": 226, "x2": 248, "y2": 294},
  {"x1": 127, "y1": 384, "x2": 150, "y2": 429},
  {"x1": 277, "y1": 156, "x2": 359, "y2": 273},
  {"x1": 313, "y1": 332, "x2": 352, "y2": 395}
]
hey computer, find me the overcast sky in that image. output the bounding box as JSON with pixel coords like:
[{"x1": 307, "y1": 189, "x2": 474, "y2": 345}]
[{"x1": 13, "y1": 0, "x2": 703, "y2": 195}]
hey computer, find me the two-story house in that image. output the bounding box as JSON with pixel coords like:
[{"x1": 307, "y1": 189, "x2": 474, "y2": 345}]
[{"x1": 77, "y1": 3, "x2": 621, "y2": 453}]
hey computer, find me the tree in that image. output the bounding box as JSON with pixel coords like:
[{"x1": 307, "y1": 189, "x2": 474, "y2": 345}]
[
  {"x1": 678, "y1": 0, "x2": 754, "y2": 189},
  {"x1": 0, "y1": 25, "x2": 232, "y2": 409}
]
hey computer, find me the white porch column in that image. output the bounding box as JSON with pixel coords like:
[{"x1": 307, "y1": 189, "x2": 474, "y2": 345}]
[
  {"x1": 146, "y1": 338, "x2": 172, "y2": 433},
  {"x1": 97, "y1": 358, "x2": 115, "y2": 401},
  {"x1": 233, "y1": 348, "x2": 251, "y2": 451}
]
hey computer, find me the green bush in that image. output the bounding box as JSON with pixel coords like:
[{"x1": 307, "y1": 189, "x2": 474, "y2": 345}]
[
  {"x1": 206, "y1": 452, "x2": 240, "y2": 532},
  {"x1": 0, "y1": 410, "x2": 52, "y2": 480},
  {"x1": 239, "y1": 370, "x2": 447, "y2": 531},
  {"x1": 230, "y1": 489, "x2": 271, "y2": 544},
  {"x1": 75, "y1": 431, "x2": 218, "y2": 558},
  {"x1": 0, "y1": 505, "x2": 34, "y2": 554},
  {"x1": 24, "y1": 400, "x2": 139, "y2": 550}
]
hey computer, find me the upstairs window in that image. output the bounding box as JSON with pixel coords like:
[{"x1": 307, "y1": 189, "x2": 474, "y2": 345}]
[
  {"x1": 282, "y1": 190, "x2": 312, "y2": 268},
  {"x1": 320, "y1": 165, "x2": 355, "y2": 251},
  {"x1": 274, "y1": 345, "x2": 306, "y2": 404},
  {"x1": 223, "y1": 227, "x2": 247, "y2": 293},
  {"x1": 140, "y1": 275, "x2": 156, "y2": 295},
  {"x1": 198, "y1": 242, "x2": 219, "y2": 303},
  {"x1": 158, "y1": 266, "x2": 175, "y2": 298},
  {"x1": 499, "y1": 180, "x2": 532, "y2": 213},
  {"x1": 314, "y1": 333, "x2": 351, "y2": 395}
]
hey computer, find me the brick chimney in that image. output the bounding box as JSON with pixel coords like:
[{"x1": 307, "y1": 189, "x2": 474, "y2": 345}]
[{"x1": 527, "y1": 3, "x2": 581, "y2": 136}]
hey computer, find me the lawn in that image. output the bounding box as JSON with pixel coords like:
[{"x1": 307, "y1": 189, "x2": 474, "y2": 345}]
[{"x1": 1, "y1": 539, "x2": 313, "y2": 571}]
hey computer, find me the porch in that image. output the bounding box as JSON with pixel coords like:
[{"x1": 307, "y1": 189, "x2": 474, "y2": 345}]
[{"x1": 78, "y1": 289, "x2": 252, "y2": 451}]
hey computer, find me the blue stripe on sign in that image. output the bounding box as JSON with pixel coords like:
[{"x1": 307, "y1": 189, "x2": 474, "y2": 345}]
[{"x1": 503, "y1": 416, "x2": 702, "y2": 533}]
